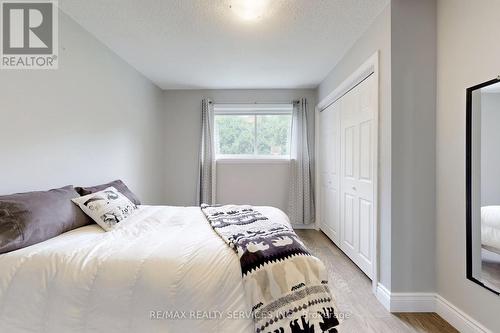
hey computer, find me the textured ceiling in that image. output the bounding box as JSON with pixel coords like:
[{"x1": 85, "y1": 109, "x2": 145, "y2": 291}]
[{"x1": 59, "y1": 0, "x2": 389, "y2": 90}]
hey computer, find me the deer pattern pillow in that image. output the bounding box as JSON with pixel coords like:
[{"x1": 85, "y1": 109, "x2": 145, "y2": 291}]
[{"x1": 72, "y1": 187, "x2": 138, "y2": 231}]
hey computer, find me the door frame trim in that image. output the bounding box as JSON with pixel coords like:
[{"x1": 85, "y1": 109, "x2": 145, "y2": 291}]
[{"x1": 315, "y1": 51, "x2": 380, "y2": 294}]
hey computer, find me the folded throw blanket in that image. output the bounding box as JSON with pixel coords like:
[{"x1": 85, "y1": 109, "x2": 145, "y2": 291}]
[{"x1": 201, "y1": 204, "x2": 340, "y2": 333}]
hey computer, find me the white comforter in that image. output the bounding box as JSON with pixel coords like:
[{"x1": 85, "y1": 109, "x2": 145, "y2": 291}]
[
  {"x1": 482, "y1": 206, "x2": 500, "y2": 252},
  {"x1": 0, "y1": 205, "x2": 285, "y2": 333}
]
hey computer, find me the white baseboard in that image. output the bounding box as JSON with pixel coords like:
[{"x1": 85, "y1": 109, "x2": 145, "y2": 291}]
[
  {"x1": 292, "y1": 223, "x2": 317, "y2": 230},
  {"x1": 375, "y1": 283, "x2": 490, "y2": 333},
  {"x1": 375, "y1": 283, "x2": 391, "y2": 311},
  {"x1": 390, "y1": 292, "x2": 436, "y2": 312},
  {"x1": 376, "y1": 284, "x2": 435, "y2": 312},
  {"x1": 435, "y1": 295, "x2": 491, "y2": 333}
]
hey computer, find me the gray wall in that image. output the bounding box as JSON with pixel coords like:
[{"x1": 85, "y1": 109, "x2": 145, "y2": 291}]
[
  {"x1": 0, "y1": 11, "x2": 165, "y2": 204},
  {"x1": 317, "y1": 4, "x2": 393, "y2": 290},
  {"x1": 163, "y1": 89, "x2": 316, "y2": 209},
  {"x1": 317, "y1": 1, "x2": 437, "y2": 294},
  {"x1": 481, "y1": 93, "x2": 500, "y2": 206},
  {"x1": 390, "y1": 0, "x2": 436, "y2": 293},
  {"x1": 437, "y1": 0, "x2": 500, "y2": 330}
]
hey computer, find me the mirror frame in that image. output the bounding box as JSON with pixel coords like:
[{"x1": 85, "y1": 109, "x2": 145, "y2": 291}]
[{"x1": 466, "y1": 76, "x2": 500, "y2": 295}]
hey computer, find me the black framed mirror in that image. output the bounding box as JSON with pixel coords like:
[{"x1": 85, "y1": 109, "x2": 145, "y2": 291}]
[{"x1": 467, "y1": 76, "x2": 500, "y2": 295}]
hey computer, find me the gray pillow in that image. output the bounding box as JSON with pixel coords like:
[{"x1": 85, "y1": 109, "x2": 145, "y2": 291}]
[
  {"x1": 0, "y1": 186, "x2": 92, "y2": 254},
  {"x1": 75, "y1": 180, "x2": 141, "y2": 206}
]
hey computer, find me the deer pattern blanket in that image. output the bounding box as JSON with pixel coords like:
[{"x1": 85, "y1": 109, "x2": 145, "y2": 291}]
[{"x1": 201, "y1": 204, "x2": 340, "y2": 333}]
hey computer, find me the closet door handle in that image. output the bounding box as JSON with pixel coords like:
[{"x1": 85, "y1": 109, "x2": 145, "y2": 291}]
[{"x1": 352, "y1": 186, "x2": 357, "y2": 191}]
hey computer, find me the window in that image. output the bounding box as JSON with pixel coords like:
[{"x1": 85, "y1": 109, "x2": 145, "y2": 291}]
[{"x1": 214, "y1": 104, "x2": 293, "y2": 159}]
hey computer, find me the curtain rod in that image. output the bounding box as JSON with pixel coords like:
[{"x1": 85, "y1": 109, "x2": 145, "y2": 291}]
[{"x1": 209, "y1": 101, "x2": 300, "y2": 105}]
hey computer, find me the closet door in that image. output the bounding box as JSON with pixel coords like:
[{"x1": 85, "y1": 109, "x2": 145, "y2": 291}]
[
  {"x1": 319, "y1": 103, "x2": 340, "y2": 243},
  {"x1": 340, "y1": 75, "x2": 376, "y2": 279}
]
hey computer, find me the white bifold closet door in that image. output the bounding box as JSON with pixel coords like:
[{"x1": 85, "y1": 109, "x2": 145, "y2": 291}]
[
  {"x1": 320, "y1": 74, "x2": 376, "y2": 279},
  {"x1": 319, "y1": 102, "x2": 340, "y2": 244},
  {"x1": 340, "y1": 75, "x2": 375, "y2": 278}
]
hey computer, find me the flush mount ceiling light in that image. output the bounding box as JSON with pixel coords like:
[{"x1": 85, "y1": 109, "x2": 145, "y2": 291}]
[{"x1": 230, "y1": 0, "x2": 270, "y2": 21}]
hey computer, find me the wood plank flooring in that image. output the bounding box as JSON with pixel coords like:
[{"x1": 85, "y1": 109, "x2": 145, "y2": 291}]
[{"x1": 296, "y1": 230, "x2": 458, "y2": 333}]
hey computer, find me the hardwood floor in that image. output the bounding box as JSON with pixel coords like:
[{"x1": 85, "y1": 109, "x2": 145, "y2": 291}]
[
  {"x1": 481, "y1": 258, "x2": 500, "y2": 291},
  {"x1": 296, "y1": 230, "x2": 458, "y2": 333}
]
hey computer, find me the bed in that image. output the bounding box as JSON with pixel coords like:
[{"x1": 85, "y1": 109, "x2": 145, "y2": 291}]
[
  {"x1": 0, "y1": 205, "x2": 292, "y2": 333},
  {"x1": 481, "y1": 205, "x2": 500, "y2": 253}
]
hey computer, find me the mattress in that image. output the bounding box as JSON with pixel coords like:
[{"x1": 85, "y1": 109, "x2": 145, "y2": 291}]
[
  {"x1": 0, "y1": 205, "x2": 287, "y2": 333},
  {"x1": 482, "y1": 206, "x2": 500, "y2": 252},
  {"x1": 481, "y1": 247, "x2": 500, "y2": 264}
]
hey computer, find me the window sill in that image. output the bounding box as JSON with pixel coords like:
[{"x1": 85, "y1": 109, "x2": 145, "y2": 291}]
[{"x1": 216, "y1": 157, "x2": 291, "y2": 165}]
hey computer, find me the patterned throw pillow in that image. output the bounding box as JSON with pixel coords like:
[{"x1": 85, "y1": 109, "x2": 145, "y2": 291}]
[{"x1": 71, "y1": 187, "x2": 137, "y2": 231}]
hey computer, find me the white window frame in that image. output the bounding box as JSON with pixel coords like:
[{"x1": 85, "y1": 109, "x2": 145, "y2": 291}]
[{"x1": 214, "y1": 103, "x2": 293, "y2": 160}]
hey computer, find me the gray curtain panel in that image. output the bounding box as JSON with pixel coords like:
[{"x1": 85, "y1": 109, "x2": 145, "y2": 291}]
[
  {"x1": 288, "y1": 98, "x2": 315, "y2": 225},
  {"x1": 197, "y1": 99, "x2": 217, "y2": 205}
]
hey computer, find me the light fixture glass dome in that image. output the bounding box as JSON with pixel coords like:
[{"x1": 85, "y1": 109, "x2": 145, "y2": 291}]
[{"x1": 231, "y1": 0, "x2": 269, "y2": 21}]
